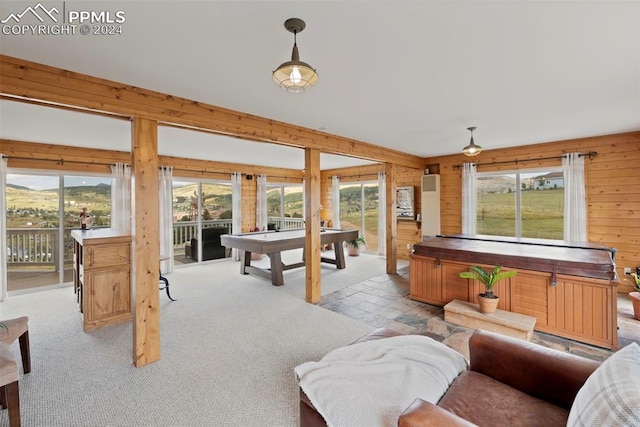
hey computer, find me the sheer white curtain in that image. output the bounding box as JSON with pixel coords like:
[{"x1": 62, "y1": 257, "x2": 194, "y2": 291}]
[
  {"x1": 231, "y1": 172, "x2": 242, "y2": 260},
  {"x1": 158, "y1": 166, "x2": 173, "y2": 274},
  {"x1": 110, "y1": 162, "x2": 131, "y2": 233},
  {"x1": 256, "y1": 174, "x2": 267, "y2": 231},
  {"x1": 0, "y1": 156, "x2": 7, "y2": 301},
  {"x1": 331, "y1": 176, "x2": 341, "y2": 228},
  {"x1": 377, "y1": 171, "x2": 386, "y2": 257},
  {"x1": 563, "y1": 153, "x2": 587, "y2": 242},
  {"x1": 461, "y1": 163, "x2": 477, "y2": 235}
]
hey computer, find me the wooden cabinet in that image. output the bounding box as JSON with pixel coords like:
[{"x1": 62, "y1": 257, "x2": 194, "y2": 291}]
[
  {"x1": 409, "y1": 235, "x2": 619, "y2": 349},
  {"x1": 72, "y1": 229, "x2": 132, "y2": 331}
]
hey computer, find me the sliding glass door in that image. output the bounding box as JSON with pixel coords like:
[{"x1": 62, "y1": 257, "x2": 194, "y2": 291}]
[
  {"x1": 6, "y1": 172, "x2": 111, "y2": 293},
  {"x1": 172, "y1": 179, "x2": 233, "y2": 264},
  {"x1": 339, "y1": 182, "x2": 379, "y2": 253}
]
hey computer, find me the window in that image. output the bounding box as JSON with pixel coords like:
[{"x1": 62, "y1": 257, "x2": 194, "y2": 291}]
[
  {"x1": 266, "y1": 184, "x2": 304, "y2": 230},
  {"x1": 476, "y1": 168, "x2": 563, "y2": 240}
]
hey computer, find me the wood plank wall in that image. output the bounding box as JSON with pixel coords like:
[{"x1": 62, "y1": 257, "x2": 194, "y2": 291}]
[{"x1": 423, "y1": 131, "x2": 640, "y2": 293}]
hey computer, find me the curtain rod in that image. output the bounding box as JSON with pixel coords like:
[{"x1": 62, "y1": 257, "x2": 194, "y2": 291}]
[
  {"x1": 3, "y1": 155, "x2": 176, "y2": 170},
  {"x1": 452, "y1": 151, "x2": 597, "y2": 170},
  {"x1": 327, "y1": 172, "x2": 380, "y2": 180},
  {"x1": 2, "y1": 155, "x2": 115, "y2": 166}
]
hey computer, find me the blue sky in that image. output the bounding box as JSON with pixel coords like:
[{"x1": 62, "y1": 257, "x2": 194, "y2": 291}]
[{"x1": 7, "y1": 174, "x2": 111, "y2": 191}]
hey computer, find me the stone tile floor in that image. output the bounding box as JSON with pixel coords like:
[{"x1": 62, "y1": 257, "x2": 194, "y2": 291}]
[{"x1": 319, "y1": 266, "x2": 640, "y2": 362}]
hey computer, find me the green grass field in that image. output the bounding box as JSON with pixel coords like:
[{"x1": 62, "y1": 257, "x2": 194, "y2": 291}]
[{"x1": 478, "y1": 188, "x2": 563, "y2": 239}]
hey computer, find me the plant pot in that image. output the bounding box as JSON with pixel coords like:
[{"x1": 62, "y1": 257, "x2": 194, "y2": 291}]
[
  {"x1": 346, "y1": 244, "x2": 360, "y2": 256},
  {"x1": 629, "y1": 292, "x2": 640, "y2": 321},
  {"x1": 477, "y1": 293, "x2": 499, "y2": 315}
]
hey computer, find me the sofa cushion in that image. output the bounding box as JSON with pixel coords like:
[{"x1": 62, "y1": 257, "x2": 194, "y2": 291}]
[
  {"x1": 567, "y1": 342, "x2": 640, "y2": 426},
  {"x1": 438, "y1": 370, "x2": 569, "y2": 426}
]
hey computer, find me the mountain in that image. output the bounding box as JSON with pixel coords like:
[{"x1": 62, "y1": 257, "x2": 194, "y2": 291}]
[
  {"x1": 7, "y1": 183, "x2": 31, "y2": 191},
  {"x1": 477, "y1": 175, "x2": 516, "y2": 194}
]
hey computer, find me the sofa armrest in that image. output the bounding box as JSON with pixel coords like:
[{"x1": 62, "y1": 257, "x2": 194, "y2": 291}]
[
  {"x1": 300, "y1": 390, "x2": 327, "y2": 427},
  {"x1": 468, "y1": 329, "x2": 601, "y2": 409},
  {"x1": 398, "y1": 398, "x2": 477, "y2": 427}
]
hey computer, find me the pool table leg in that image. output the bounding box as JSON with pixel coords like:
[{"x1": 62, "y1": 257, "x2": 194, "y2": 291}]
[
  {"x1": 240, "y1": 250, "x2": 251, "y2": 274},
  {"x1": 334, "y1": 242, "x2": 346, "y2": 269},
  {"x1": 269, "y1": 252, "x2": 284, "y2": 286}
]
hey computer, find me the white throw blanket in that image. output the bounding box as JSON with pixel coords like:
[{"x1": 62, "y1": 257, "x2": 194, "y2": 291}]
[{"x1": 295, "y1": 335, "x2": 468, "y2": 427}]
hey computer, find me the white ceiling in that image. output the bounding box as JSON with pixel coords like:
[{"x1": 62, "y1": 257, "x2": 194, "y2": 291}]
[{"x1": 1, "y1": 0, "x2": 639, "y2": 171}]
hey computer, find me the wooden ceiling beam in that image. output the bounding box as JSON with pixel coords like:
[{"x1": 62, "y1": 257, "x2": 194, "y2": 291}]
[{"x1": 1, "y1": 55, "x2": 424, "y2": 170}]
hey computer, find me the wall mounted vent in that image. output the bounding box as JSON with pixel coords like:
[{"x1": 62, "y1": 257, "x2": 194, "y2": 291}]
[{"x1": 421, "y1": 174, "x2": 440, "y2": 236}]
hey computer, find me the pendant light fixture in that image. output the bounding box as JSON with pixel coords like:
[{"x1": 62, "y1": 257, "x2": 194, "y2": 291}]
[
  {"x1": 462, "y1": 126, "x2": 483, "y2": 156},
  {"x1": 272, "y1": 18, "x2": 318, "y2": 93}
]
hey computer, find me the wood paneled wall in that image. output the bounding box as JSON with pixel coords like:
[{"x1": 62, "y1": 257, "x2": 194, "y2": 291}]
[
  {"x1": 242, "y1": 177, "x2": 257, "y2": 232},
  {"x1": 423, "y1": 131, "x2": 640, "y2": 292},
  {"x1": 396, "y1": 166, "x2": 423, "y2": 260}
]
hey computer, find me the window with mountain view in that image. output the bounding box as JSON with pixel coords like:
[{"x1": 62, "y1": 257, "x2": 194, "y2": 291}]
[
  {"x1": 172, "y1": 180, "x2": 233, "y2": 263},
  {"x1": 266, "y1": 184, "x2": 304, "y2": 230},
  {"x1": 476, "y1": 168, "x2": 564, "y2": 240},
  {"x1": 6, "y1": 172, "x2": 111, "y2": 292}
]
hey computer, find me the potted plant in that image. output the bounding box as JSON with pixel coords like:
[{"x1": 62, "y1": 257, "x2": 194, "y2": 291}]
[
  {"x1": 459, "y1": 265, "x2": 517, "y2": 314},
  {"x1": 626, "y1": 270, "x2": 640, "y2": 321},
  {"x1": 345, "y1": 236, "x2": 366, "y2": 256}
]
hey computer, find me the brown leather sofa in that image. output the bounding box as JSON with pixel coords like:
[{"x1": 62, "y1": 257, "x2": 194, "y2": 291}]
[{"x1": 300, "y1": 329, "x2": 601, "y2": 427}]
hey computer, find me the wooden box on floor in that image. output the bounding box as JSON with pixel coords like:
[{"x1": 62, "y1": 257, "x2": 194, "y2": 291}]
[
  {"x1": 444, "y1": 299, "x2": 536, "y2": 341},
  {"x1": 72, "y1": 229, "x2": 132, "y2": 331}
]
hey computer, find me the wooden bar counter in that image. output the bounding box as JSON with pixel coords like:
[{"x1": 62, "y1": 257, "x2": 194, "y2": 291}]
[
  {"x1": 72, "y1": 229, "x2": 132, "y2": 331},
  {"x1": 410, "y1": 235, "x2": 619, "y2": 349}
]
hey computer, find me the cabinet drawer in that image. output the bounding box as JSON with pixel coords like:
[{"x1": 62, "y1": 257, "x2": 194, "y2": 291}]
[{"x1": 85, "y1": 243, "x2": 131, "y2": 268}]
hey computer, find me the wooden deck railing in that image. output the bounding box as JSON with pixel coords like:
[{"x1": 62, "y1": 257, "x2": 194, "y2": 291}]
[{"x1": 7, "y1": 217, "x2": 304, "y2": 267}]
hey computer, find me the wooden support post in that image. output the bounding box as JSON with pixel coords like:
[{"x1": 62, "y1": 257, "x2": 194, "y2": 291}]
[
  {"x1": 131, "y1": 117, "x2": 161, "y2": 367},
  {"x1": 386, "y1": 163, "x2": 397, "y2": 274},
  {"x1": 305, "y1": 148, "x2": 322, "y2": 303}
]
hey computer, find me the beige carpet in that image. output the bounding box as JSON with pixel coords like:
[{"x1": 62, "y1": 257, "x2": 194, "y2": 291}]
[{"x1": 0, "y1": 254, "x2": 382, "y2": 426}]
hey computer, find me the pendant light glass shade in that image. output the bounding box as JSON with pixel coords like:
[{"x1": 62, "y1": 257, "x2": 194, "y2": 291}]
[
  {"x1": 273, "y1": 18, "x2": 318, "y2": 93},
  {"x1": 462, "y1": 126, "x2": 482, "y2": 156}
]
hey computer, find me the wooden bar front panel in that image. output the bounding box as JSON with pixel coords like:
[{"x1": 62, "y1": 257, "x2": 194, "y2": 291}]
[
  {"x1": 410, "y1": 254, "x2": 618, "y2": 349},
  {"x1": 409, "y1": 256, "x2": 441, "y2": 304},
  {"x1": 547, "y1": 275, "x2": 614, "y2": 348},
  {"x1": 510, "y1": 270, "x2": 550, "y2": 326},
  {"x1": 442, "y1": 261, "x2": 471, "y2": 304}
]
